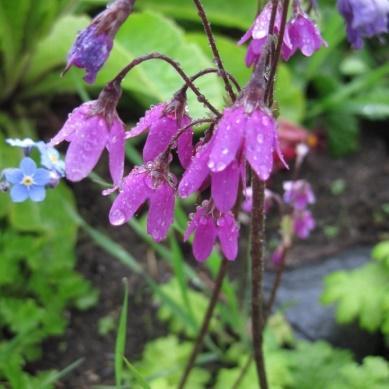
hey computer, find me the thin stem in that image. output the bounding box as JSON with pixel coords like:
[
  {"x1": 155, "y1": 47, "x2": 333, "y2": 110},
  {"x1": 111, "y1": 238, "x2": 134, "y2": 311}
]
[
  {"x1": 192, "y1": 0, "x2": 236, "y2": 101},
  {"x1": 111, "y1": 52, "x2": 221, "y2": 116},
  {"x1": 266, "y1": 253, "x2": 287, "y2": 315},
  {"x1": 250, "y1": 175, "x2": 268, "y2": 389},
  {"x1": 178, "y1": 259, "x2": 229, "y2": 389}
]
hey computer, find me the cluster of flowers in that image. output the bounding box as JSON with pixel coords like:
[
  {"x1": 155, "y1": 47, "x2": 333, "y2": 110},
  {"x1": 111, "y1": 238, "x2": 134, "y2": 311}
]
[{"x1": 0, "y1": 139, "x2": 65, "y2": 202}]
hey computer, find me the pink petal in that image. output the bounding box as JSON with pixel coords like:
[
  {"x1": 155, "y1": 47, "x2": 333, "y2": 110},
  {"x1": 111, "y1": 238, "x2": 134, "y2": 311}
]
[
  {"x1": 177, "y1": 116, "x2": 193, "y2": 168},
  {"x1": 217, "y1": 213, "x2": 239, "y2": 261},
  {"x1": 65, "y1": 115, "x2": 108, "y2": 181},
  {"x1": 193, "y1": 216, "x2": 217, "y2": 262},
  {"x1": 211, "y1": 160, "x2": 240, "y2": 212},
  {"x1": 178, "y1": 141, "x2": 212, "y2": 198},
  {"x1": 143, "y1": 116, "x2": 177, "y2": 161},
  {"x1": 109, "y1": 169, "x2": 150, "y2": 226},
  {"x1": 244, "y1": 109, "x2": 275, "y2": 181},
  {"x1": 184, "y1": 206, "x2": 207, "y2": 241},
  {"x1": 252, "y1": 1, "x2": 282, "y2": 40},
  {"x1": 238, "y1": 25, "x2": 254, "y2": 45},
  {"x1": 208, "y1": 107, "x2": 245, "y2": 173},
  {"x1": 51, "y1": 102, "x2": 95, "y2": 146},
  {"x1": 107, "y1": 117, "x2": 126, "y2": 185},
  {"x1": 147, "y1": 182, "x2": 175, "y2": 242},
  {"x1": 126, "y1": 103, "x2": 165, "y2": 139}
]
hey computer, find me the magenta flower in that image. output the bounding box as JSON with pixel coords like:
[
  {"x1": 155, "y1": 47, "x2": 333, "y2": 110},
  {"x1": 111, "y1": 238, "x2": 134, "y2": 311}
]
[
  {"x1": 127, "y1": 99, "x2": 193, "y2": 168},
  {"x1": 51, "y1": 100, "x2": 125, "y2": 184},
  {"x1": 293, "y1": 209, "x2": 315, "y2": 239},
  {"x1": 239, "y1": 1, "x2": 293, "y2": 66},
  {"x1": 285, "y1": 2, "x2": 327, "y2": 59},
  {"x1": 109, "y1": 163, "x2": 175, "y2": 242},
  {"x1": 65, "y1": 0, "x2": 134, "y2": 83},
  {"x1": 242, "y1": 187, "x2": 274, "y2": 213},
  {"x1": 184, "y1": 201, "x2": 239, "y2": 262},
  {"x1": 337, "y1": 0, "x2": 389, "y2": 48},
  {"x1": 178, "y1": 139, "x2": 241, "y2": 212},
  {"x1": 208, "y1": 106, "x2": 286, "y2": 181},
  {"x1": 283, "y1": 180, "x2": 315, "y2": 210}
]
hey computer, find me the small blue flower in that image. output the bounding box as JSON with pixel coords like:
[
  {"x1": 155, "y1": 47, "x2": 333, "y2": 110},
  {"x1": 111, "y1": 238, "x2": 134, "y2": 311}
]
[
  {"x1": 36, "y1": 142, "x2": 65, "y2": 176},
  {"x1": 4, "y1": 157, "x2": 51, "y2": 202},
  {"x1": 6, "y1": 138, "x2": 36, "y2": 148}
]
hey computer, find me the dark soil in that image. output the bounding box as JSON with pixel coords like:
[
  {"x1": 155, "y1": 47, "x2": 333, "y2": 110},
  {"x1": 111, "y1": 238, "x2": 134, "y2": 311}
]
[{"x1": 31, "y1": 128, "x2": 389, "y2": 387}]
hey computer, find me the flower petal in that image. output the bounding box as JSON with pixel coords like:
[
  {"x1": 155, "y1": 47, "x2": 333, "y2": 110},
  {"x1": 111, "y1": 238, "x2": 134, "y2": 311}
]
[
  {"x1": 217, "y1": 213, "x2": 239, "y2": 261},
  {"x1": 208, "y1": 107, "x2": 245, "y2": 173},
  {"x1": 29, "y1": 185, "x2": 46, "y2": 202},
  {"x1": 126, "y1": 104, "x2": 165, "y2": 139},
  {"x1": 33, "y1": 168, "x2": 51, "y2": 186},
  {"x1": 107, "y1": 118, "x2": 126, "y2": 185},
  {"x1": 109, "y1": 169, "x2": 150, "y2": 226},
  {"x1": 147, "y1": 182, "x2": 175, "y2": 242},
  {"x1": 244, "y1": 109, "x2": 275, "y2": 181},
  {"x1": 4, "y1": 168, "x2": 23, "y2": 184},
  {"x1": 10, "y1": 184, "x2": 29, "y2": 202},
  {"x1": 193, "y1": 216, "x2": 217, "y2": 262},
  {"x1": 177, "y1": 116, "x2": 193, "y2": 168},
  {"x1": 211, "y1": 160, "x2": 240, "y2": 212},
  {"x1": 20, "y1": 157, "x2": 37, "y2": 175},
  {"x1": 64, "y1": 115, "x2": 108, "y2": 181}
]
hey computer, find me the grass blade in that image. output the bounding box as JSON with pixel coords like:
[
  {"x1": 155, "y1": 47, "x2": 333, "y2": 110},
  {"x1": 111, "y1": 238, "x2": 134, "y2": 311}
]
[{"x1": 123, "y1": 357, "x2": 151, "y2": 389}]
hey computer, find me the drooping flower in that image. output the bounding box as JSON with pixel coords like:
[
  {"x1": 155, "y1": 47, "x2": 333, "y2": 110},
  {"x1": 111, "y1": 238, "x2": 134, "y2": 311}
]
[
  {"x1": 3, "y1": 157, "x2": 51, "y2": 202},
  {"x1": 208, "y1": 105, "x2": 287, "y2": 182},
  {"x1": 238, "y1": 1, "x2": 293, "y2": 66},
  {"x1": 51, "y1": 83, "x2": 125, "y2": 184},
  {"x1": 127, "y1": 93, "x2": 193, "y2": 168},
  {"x1": 178, "y1": 139, "x2": 241, "y2": 212},
  {"x1": 184, "y1": 200, "x2": 239, "y2": 262},
  {"x1": 293, "y1": 209, "x2": 315, "y2": 239},
  {"x1": 283, "y1": 180, "x2": 315, "y2": 210},
  {"x1": 337, "y1": 0, "x2": 389, "y2": 48},
  {"x1": 109, "y1": 162, "x2": 175, "y2": 242},
  {"x1": 284, "y1": 0, "x2": 327, "y2": 59},
  {"x1": 65, "y1": 0, "x2": 135, "y2": 83}
]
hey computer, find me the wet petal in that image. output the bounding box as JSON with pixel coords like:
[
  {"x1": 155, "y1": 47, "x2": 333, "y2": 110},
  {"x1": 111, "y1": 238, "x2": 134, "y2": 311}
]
[
  {"x1": 211, "y1": 160, "x2": 240, "y2": 212},
  {"x1": 147, "y1": 182, "x2": 175, "y2": 242},
  {"x1": 65, "y1": 115, "x2": 108, "y2": 181},
  {"x1": 178, "y1": 141, "x2": 212, "y2": 198},
  {"x1": 177, "y1": 117, "x2": 193, "y2": 168},
  {"x1": 193, "y1": 216, "x2": 217, "y2": 262},
  {"x1": 4, "y1": 168, "x2": 23, "y2": 184},
  {"x1": 10, "y1": 184, "x2": 29, "y2": 202},
  {"x1": 107, "y1": 118, "x2": 126, "y2": 185},
  {"x1": 209, "y1": 107, "x2": 245, "y2": 173},
  {"x1": 184, "y1": 206, "x2": 207, "y2": 241},
  {"x1": 33, "y1": 168, "x2": 51, "y2": 186},
  {"x1": 29, "y1": 185, "x2": 46, "y2": 202},
  {"x1": 20, "y1": 157, "x2": 37, "y2": 175},
  {"x1": 126, "y1": 104, "x2": 165, "y2": 139},
  {"x1": 244, "y1": 109, "x2": 275, "y2": 181},
  {"x1": 109, "y1": 169, "x2": 150, "y2": 226},
  {"x1": 217, "y1": 213, "x2": 239, "y2": 261}
]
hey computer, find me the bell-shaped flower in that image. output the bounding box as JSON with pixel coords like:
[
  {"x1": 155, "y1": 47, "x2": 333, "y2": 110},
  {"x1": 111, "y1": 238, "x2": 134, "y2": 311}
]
[
  {"x1": 293, "y1": 209, "x2": 315, "y2": 239},
  {"x1": 127, "y1": 94, "x2": 193, "y2": 168},
  {"x1": 3, "y1": 157, "x2": 51, "y2": 202},
  {"x1": 208, "y1": 105, "x2": 287, "y2": 182},
  {"x1": 238, "y1": 1, "x2": 293, "y2": 66},
  {"x1": 184, "y1": 201, "x2": 239, "y2": 262},
  {"x1": 337, "y1": 0, "x2": 389, "y2": 48},
  {"x1": 109, "y1": 162, "x2": 175, "y2": 242},
  {"x1": 65, "y1": 0, "x2": 135, "y2": 83},
  {"x1": 283, "y1": 180, "x2": 315, "y2": 210},
  {"x1": 51, "y1": 84, "x2": 125, "y2": 184},
  {"x1": 178, "y1": 139, "x2": 241, "y2": 212}
]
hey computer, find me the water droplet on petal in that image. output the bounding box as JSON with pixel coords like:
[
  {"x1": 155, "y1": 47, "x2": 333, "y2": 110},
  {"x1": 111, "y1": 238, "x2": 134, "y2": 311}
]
[{"x1": 110, "y1": 209, "x2": 126, "y2": 225}]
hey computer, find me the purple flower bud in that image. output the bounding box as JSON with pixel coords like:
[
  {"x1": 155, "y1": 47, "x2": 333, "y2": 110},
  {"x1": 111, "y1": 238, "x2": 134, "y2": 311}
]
[
  {"x1": 51, "y1": 84, "x2": 125, "y2": 184},
  {"x1": 184, "y1": 203, "x2": 239, "y2": 262},
  {"x1": 337, "y1": 0, "x2": 389, "y2": 49},
  {"x1": 242, "y1": 187, "x2": 274, "y2": 213},
  {"x1": 283, "y1": 180, "x2": 315, "y2": 210},
  {"x1": 286, "y1": 3, "x2": 327, "y2": 59},
  {"x1": 208, "y1": 106, "x2": 287, "y2": 182},
  {"x1": 65, "y1": 0, "x2": 135, "y2": 83},
  {"x1": 127, "y1": 95, "x2": 193, "y2": 168},
  {"x1": 109, "y1": 163, "x2": 175, "y2": 242},
  {"x1": 271, "y1": 245, "x2": 286, "y2": 266},
  {"x1": 293, "y1": 209, "x2": 315, "y2": 239}
]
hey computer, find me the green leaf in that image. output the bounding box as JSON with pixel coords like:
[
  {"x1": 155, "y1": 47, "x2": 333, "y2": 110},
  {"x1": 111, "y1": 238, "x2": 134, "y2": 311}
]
[
  {"x1": 124, "y1": 358, "x2": 151, "y2": 389},
  {"x1": 372, "y1": 241, "x2": 389, "y2": 269}
]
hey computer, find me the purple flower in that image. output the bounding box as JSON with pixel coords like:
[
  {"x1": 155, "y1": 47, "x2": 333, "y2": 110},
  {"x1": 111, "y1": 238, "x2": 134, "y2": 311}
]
[
  {"x1": 127, "y1": 99, "x2": 193, "y2": 168},
  {"x1": 337, "y1": 0, "x2": 389, "y2": 48},
  {"x1": 109, "y1": 163, "x2": 175, "y2": 242},
  {"x1": 65, "y1": 0, "x2": 135, "y2": 83},
  {"x1": 239, "y1": 1, "x2": 293, "y2": 66},
  {"x1": 285, "y1": 3, "x2": 327, "y2": 59},
  {"x1": 184, "y1": 201, "x2": 239, "y2": 262},
  {"x1": 208, "y1": 106, "x2": 286, "y2": 181},
  {"x1": 4, "y1": 157, "x2": 51, "y2": 202},
  {"x1": 178, "y1": 139, "x2": 241, "y2": 212},
  {"x1": 283, "y1": 180, "x2": 315, "y2": 210},
  {"x1": 51, "y1": 100, "x2": 125, "y2": 184},
  {"x1": 242, "y1": 187, "x2": 274, "y2": 213},
  {"x1": 293, "y1": 209, "x2": 315, "y2": 239}
]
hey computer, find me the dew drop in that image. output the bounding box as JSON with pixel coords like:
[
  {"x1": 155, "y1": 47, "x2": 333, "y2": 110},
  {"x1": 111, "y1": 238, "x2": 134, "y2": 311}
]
[{"x1": 110, "y1": 209, "x2": 126, "y2": 225}]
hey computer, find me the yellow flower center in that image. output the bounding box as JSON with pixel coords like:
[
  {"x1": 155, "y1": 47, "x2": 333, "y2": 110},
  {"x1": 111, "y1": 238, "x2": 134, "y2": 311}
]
[
  {"x1": 22, "y1": 176, "x2": 34, "y2": 186},
  {"x1": 49, "y1": 154, "x2": 58, "y2": 163}
]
